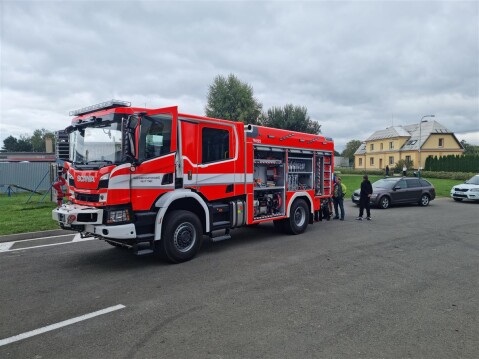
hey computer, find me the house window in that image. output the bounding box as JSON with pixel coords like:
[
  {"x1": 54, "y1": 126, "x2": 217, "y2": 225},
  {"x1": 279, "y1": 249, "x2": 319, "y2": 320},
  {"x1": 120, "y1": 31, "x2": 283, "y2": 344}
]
[
  {"x1": 389, "y1": 142, "x2": 394, "y2": 149},
  {"x1": 438, "y1": 138, "x2": 444, "y2": 147},
  {"x1": 370, "y1": 157, "x2": 374, "y2": 166},
  {"x1": 380, "y1": 143, "x2": 384, "y2": 150},
  {"x1": 389, "y1": 156, "x2": 394, "y2": 165},
  {"x1": 370, "y1": 144, "x2": 374, "y2": 151},
  {"x1": 201, "y1": 127, "x2": 230, "y2": 163},
  {"x1": 359, "y1": 158, "x2": 363, "y2": 166},
  {"x1": 405, "y1": 155, "x2": 411, "y2": 163}
]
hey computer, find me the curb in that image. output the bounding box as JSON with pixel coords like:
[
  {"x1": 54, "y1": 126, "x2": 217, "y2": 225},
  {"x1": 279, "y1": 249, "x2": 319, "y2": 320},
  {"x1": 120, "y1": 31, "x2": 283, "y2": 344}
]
[{"x1": 0, "y1": 229, "x2": 75, "y2": 243}]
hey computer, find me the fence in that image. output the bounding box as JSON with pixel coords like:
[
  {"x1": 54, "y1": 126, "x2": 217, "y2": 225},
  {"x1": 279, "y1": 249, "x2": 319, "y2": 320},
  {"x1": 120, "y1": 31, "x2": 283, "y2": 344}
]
[{"x1": 0, "y1": 162, "x2": 57, "y2": 197}]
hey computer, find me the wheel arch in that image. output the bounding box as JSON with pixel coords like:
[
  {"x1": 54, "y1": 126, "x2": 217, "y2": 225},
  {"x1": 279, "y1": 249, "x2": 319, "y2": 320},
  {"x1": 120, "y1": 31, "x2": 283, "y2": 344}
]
[
  {"x1": 286, "y1": 192, "x2": 314, "y2": 217},
  {"x1": 154, "y1": 190, "x2": 209, "y2": 241}
]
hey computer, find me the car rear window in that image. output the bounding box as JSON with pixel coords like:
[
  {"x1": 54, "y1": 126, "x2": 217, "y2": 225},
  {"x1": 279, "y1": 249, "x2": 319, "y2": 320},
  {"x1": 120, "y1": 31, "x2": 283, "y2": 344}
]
[
  {"x1": 406, "y1": 179, "x2": 421, "y2": 188},
  {"x1": 419, "y1": 179, "x2": 432, "y2": 187}
]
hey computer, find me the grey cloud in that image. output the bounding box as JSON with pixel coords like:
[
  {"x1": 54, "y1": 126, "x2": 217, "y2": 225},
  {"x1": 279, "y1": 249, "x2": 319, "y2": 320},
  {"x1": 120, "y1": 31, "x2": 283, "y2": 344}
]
[{"x1": 1, "y1": 1, "x2": 478, "y2": 152}]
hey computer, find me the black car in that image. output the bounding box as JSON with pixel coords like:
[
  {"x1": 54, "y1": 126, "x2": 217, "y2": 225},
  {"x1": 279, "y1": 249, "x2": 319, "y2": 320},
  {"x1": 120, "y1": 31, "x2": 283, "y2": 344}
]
[{"x1": 351, "y1": 177, "x2": 436, "y2": 209}]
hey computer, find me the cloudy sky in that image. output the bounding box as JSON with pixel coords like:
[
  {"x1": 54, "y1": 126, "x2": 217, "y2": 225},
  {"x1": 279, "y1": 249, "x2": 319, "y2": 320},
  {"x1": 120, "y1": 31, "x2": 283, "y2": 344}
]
[{"x1": 1, "y1": 0, "x2": 478, "y2": 152}]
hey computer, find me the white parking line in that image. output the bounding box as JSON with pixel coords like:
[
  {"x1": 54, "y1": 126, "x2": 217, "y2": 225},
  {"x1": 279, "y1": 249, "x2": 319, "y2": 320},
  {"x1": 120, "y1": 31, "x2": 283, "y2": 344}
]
[
  {"x1": 0, "y1": 304, "x2": 126, "y2": 346},
  {"x1": 0, "y1": 242, "x2": 14, "y2": 252},
  {"x1": 0, "y1": 234, "x2": 94, "y2": 253}
]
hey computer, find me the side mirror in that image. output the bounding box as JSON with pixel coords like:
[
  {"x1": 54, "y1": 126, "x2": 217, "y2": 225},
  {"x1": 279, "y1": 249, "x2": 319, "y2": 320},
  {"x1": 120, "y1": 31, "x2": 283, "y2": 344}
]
[{"x1": 393, "y1": 186, "x2": 400, "y2": 191}]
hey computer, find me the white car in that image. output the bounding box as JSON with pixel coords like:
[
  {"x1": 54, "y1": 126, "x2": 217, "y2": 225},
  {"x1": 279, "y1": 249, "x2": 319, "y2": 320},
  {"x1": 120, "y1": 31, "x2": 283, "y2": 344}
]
[{"x1": 450, "y1": 175, "x2": 479, "y2": 202}]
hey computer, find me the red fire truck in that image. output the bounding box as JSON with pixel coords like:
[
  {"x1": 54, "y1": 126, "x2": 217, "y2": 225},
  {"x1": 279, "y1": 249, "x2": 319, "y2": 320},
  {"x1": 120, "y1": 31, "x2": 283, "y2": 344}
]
[{"x1": 52, "y1": 100, "x2": 334, "y2": 263}]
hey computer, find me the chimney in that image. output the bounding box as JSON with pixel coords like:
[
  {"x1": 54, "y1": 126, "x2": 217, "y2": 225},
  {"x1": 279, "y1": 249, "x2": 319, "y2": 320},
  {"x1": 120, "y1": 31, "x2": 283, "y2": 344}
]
[{"x1": 45, "y1": 137, "x2": 53, "y2": 153}]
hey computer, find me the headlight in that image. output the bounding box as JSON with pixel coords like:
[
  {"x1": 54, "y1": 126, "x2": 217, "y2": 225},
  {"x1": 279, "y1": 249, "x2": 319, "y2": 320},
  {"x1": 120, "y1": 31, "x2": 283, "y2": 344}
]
[
  {"x1": 470, "y1": 188, "x2": 479, "y2": 192},
  {"x1": 99, "y1": 173, "x2": 110, "y2": 189},
  {"x1": 370, "y1": 193, "x2": 378, "y2": 198},
  {"x1": 106, "y1": 209, "x2": 131, "y2": 224}
]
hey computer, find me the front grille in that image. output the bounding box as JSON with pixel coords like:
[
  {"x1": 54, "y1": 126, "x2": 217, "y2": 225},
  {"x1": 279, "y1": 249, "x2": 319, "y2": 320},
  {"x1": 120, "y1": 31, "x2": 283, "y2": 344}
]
[
  {"x1": 455, "y1": 188, "x2": 468, "y2": 192},
  {"x1": 76, "y1": 193, "x2": 100, "y2": 202},
  {"x1": 453, "y1": 194, "x2": 467, "y2": 198}
]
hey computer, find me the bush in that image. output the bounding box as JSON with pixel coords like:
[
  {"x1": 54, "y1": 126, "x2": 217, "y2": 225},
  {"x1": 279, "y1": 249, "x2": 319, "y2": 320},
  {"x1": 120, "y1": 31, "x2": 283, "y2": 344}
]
[
  {"x1": 418, "y1": 171, "x2": 475, "y2": 180},
  {"x1": 334, "y1": 168, "x2": 475, "y2": 180},
  {"x1": 425, "y1": 155, "x2": 479, "y2": 172},
  {"x1": 336, "y1": 168, "x2": 386, "y2": 176}
]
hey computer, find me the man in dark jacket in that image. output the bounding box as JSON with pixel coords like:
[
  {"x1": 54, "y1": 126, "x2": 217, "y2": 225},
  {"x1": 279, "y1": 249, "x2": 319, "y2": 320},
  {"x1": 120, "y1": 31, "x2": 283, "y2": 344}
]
[{"x1": 357, "y1": 175, "x2": 373, "y2": 220}]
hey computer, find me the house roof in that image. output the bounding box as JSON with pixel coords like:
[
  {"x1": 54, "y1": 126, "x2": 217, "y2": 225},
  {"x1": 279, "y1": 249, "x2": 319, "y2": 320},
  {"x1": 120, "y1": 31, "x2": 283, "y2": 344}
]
[
  {"x1": 365, "y1": 126, "x2": 410, "y2": 141},
  {"x1": 354, "y1": 120, "x2": 462, "y2": 155},
  {"x1": 400, "y1": 121, "x2": 455, "y2": 151}
]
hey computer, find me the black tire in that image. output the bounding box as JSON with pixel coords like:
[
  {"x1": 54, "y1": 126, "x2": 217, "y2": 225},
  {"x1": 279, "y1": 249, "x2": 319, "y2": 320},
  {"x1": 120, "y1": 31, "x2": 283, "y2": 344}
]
[
  {"x1": 284, "y1": 199, "x2": 309, "y2": 235},
  {"x1": 453, "y1": 198, "x2": 463, "y2": 202},
  {"x1": 160, "y1": 210, "x2": 202, "y2": 263},
  {"x1": 379, "y1": 196, "x2": 390, "y2": 209},
  {"x1": 419, "y1": 194, "x2": 430, "y2": 207}
]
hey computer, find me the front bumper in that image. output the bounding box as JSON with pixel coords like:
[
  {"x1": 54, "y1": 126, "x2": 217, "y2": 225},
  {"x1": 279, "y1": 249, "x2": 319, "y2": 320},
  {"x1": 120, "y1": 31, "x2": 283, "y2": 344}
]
[
  {"x1": 352, "y1": 194, "x2": 377, "y2": 205},
  {"x1": 450, "y1": 191, "x2": 479, "y2": 201},
  {"x1": 52, "y1": 204, "x2": 136, "y2": 239}
]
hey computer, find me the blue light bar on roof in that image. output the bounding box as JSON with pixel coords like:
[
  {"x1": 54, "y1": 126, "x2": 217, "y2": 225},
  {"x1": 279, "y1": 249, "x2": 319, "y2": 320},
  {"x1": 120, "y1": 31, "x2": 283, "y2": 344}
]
[{"x1": 69, "y1": 100, "x2": 131, "y2": 116}]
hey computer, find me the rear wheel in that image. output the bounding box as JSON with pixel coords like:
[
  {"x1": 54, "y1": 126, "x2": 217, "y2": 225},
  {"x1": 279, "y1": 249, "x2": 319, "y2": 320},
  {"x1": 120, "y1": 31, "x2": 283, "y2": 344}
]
[
  {"x1": 419, "y1": 194, "x2": 430, "y2": 207},
  {"x1": 284, "y1": 199, "x2": 309, "y2": 235},
  {"x1": 159, "y1": 210, "x2": 202, "y2": 263},
  {"x1": 379, "y1": 196, "x2": 390, "y2": 209}
]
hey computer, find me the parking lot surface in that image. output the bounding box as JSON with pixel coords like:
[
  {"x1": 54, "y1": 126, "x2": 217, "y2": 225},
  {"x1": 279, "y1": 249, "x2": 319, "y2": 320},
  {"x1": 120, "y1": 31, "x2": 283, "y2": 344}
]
[{"x1": 0, "y1": 198, "x2": 478, "y2": 358}]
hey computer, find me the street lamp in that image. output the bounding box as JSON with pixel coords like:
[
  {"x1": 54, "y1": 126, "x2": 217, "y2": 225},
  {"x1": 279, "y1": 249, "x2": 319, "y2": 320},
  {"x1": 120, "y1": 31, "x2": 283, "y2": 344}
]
[{"x1": 418, "y1": 114, "x2": 435, "y2": 178}]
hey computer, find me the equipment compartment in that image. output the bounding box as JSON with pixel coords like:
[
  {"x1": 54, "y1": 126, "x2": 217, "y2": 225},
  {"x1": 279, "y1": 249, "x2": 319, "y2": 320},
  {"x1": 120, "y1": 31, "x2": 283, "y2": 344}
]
[{"x1": 253, "y1": 147, "x2": 286, "y2": 219}]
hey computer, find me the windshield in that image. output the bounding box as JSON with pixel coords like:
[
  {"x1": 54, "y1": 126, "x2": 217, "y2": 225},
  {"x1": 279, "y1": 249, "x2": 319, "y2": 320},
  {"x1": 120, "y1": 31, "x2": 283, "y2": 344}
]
[
  {"x1": 372, "y1": 179, "x2": 397, "y2": 189},
  {"x1": 70, "y1": 120, "x2": 122, "y2": 165},
  {"x1": 465, "y1": 175, "x2": 479, "y2": 185}
]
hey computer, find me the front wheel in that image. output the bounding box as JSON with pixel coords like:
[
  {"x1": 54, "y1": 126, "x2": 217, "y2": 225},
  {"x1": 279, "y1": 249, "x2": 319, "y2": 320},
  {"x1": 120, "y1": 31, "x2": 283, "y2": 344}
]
[
  {"x1": 160, "y1": 210, "x2": 202, "y2": 263},
  {"x1": 284, "y1": 199, "x2": 309, "y2": 235},
  {"x1": 379, "y1": 196, "x2": 390, "y2": 209},
  {"x1": 419, "y1": 194, "x2": 430, "y2": 207}
]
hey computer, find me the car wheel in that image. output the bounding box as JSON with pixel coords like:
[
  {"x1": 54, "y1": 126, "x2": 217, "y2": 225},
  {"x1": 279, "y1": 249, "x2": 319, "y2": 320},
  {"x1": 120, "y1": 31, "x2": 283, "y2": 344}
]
[
  {"x1": 419, "y1": 194, "x2": 430, "y2": 207},
  {"x1": 453, "y1": 198, "x2": 463, "y2": 202},
  {"x1": 379, "y1": 196, "x2": 390, "y2": 209}
]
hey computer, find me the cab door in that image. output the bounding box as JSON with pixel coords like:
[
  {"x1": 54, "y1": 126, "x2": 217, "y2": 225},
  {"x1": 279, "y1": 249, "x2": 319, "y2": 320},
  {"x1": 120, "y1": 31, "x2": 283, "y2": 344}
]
[
  {"x1": 130, "y1": 106, "x2": 178, "y2": 211},
  {"x1": 180, "y1": 118, "x2": 199, "y2": 189},
  {"x1": 196, "y1": 122, "x2": 237, "y2": 201}
]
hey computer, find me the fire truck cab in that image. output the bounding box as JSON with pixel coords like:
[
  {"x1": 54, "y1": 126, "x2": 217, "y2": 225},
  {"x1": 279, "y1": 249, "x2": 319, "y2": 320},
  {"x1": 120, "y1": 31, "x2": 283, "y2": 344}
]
[{"x1": 53, "y1": 100, "x2": 334, "y2": 263}]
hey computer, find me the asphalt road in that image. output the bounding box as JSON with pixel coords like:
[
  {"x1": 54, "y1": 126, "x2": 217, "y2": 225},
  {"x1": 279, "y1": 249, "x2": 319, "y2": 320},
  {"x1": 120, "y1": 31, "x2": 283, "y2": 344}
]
[{"x1": 0, "y1": 198, "x2": 478, "y2": 358}]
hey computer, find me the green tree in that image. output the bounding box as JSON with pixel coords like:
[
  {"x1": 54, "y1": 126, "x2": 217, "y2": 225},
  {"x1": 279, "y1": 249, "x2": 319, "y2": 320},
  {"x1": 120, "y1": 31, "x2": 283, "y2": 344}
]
[
  {"x1": 30, "y1": 129, "x2": 55, "y2": 152},
  {"x1": 16, "y1": 135, "x2": 33, "y2": 152},
  {"x1": 205, "y1": 74, "x2": 262, "y2": 124},
  {"x1": 341, "y1": 140, "x2": 362, "y2": 159},
  {"x1": 1, "y1": 136, "x2": 19, "y2": 152},
  {"x1": 261, "y1": 104, "x2": 321, "y2": 134},
  {"x1": 460, "y1": 140, "x2": 479, "y2": 155},
  {"x1": 394, "y1": 159, "x2": 414, "y2": 173}
]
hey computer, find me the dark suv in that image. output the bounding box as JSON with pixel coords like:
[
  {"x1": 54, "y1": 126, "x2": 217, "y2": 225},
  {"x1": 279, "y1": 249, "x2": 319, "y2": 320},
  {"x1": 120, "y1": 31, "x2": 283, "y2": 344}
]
[{"x1": 352, "y1": 177, "x2": 436, "y2": 209}]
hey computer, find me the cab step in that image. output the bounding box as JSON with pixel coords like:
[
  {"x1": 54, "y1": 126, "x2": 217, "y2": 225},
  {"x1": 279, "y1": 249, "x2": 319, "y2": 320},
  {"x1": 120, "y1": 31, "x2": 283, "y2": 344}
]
[
  {"x1": 209, "y1": 229, "x2": 231, "y2": 242},
  {"x1": 133, "y1": 241, "x2": 154, "y2": 256}
]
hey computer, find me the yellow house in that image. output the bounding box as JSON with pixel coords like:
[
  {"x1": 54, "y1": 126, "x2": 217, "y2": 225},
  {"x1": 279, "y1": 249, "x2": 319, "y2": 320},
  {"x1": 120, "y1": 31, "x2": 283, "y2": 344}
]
[{"x1": 354, "y1": 121, "x2": 464, "y2": 171}]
